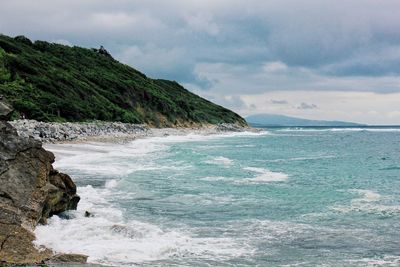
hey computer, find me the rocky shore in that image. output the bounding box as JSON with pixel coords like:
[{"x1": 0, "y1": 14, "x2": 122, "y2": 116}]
[
  {"x1": 0, "y1": 101, "x2": 85, "y2": 265},
  {"x1": 10, "y1": 119, "x2": 251, "y2": 143},
  {"x1": 1, "y1": 110, "x2": 253, "y2": 265},
  {"x1": 10, "y1": 120, "x2": 151, "y2": 143}
]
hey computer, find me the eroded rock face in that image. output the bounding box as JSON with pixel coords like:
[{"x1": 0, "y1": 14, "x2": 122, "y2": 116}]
[{"x1": 0, "y1": 100, "x2": 80, "y2": 264}]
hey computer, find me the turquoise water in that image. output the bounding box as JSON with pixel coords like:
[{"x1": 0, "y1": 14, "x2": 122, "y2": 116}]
[{"x1": 36, "y1": 128, "x2": 400, "y2": 266}]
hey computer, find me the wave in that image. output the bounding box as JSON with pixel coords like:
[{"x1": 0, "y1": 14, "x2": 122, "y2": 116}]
[
  {"x1": 346, "y1": 255, "x2": 400, "y2": 266},
  {"x1": 331, "y1": 189, "x2": 400, "y2": 216},
  {"x1": 239, "y1": 167, "x2": 288, "y2": 183},
  {"x1": 44, "y1": 140, "x2": 195, "y2": 179},
  {"x1": 34, "y1": 184, "x2": 248, "y2": 266},
  {"x1": 200, "y1": 176, "x2": 232, "y2": 182},
  {"x1": 139, "y1": 130, "x2": 269, "y2": 144},
  {"x1": 205, "y1": 156, "x2": 233, "y2": 166}
]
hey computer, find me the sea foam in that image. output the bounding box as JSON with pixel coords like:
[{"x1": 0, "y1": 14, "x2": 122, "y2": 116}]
[
  {"x1": 240, "y1": 167, "x2": 288, "y2": 183},
  {"x1": 331, "y1": 189, "x2": 400, "y2": 216},
  {"x1": 34, "y1": 183, "x2": 248, "y2": 266}
]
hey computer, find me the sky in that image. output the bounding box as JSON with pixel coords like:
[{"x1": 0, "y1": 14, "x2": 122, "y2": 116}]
[{"x1": 1, "y1": 0, "x2": 400, "y2": 124}]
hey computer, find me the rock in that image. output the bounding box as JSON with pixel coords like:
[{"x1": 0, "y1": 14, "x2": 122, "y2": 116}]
[
  {"x1": 49, "y1": 253, "x2": 88, "y2": 263},
  {"x1": 0, "y1": 223, "x2": 52, "y2": 264},
  {"x1": 0, "y1": 104, "x2": 81, "y2": 264},
  {"x1": 10, "y1": 119, "x2": 150, "y2": 143},
  {"x1": 216, "y1": 123, "x2": 244, "y2": 132},
  {"x1": 0, "y1": 99, "x2": 13, "y2": 120}
]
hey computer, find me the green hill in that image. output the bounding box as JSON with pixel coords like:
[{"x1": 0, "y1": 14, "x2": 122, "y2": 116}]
[{"x1": 0, "y1": 34, "x2": 246, "y2": 127}]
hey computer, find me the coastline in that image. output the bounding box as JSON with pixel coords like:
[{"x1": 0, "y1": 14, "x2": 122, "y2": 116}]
[
  {"x1": 2, "y1": 119, "x2": 259, "y2": 266},
  {"x1": 10, "y1": 119, "x2": 258, "y2": 144},
  {"x1": 32, "y1": 123, "x2": 265, "y2": 266}
]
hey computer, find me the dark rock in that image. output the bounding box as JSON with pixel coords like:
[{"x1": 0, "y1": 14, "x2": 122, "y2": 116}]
[{"x1": 0, "y1": 113, "x2": 80, "y2": 264}]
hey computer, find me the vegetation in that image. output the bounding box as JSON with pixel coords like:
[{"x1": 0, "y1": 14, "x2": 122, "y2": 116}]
[{"x1": 0, "y1": 34, "x2": 246, "y2": 127}]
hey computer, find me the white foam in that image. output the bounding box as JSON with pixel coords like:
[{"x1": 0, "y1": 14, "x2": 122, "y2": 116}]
[
  {"x1": 331, "y1": 189, "x2": 400, "y2": 216},
  {"x1": 205, "y1": 156, "x2": 233, "y2": 166},
  {"x1": 37, "y1": 129, "x2": 271, "y2": 265},
  {"x1": 105, "y1": 179, "x2": 119, "y2": 188},
  {"x1": 349, "y1": 189, "x2": 381, "y2": 202},
  {"x1": 201, "y1": 176, "x2": 232, "y2": 182},
  {"x1": 240, "y1": 167, "x2": 288, "y2": 183},
  {"x1": 346, "y1": 255, "x2": 400, "y2": 266},
  {"x1": 34, "y1": 184, "x2": 248, "y2": 266},
  {"x1": 44, "y1": 140, "x2": 196, "y2": 179}
]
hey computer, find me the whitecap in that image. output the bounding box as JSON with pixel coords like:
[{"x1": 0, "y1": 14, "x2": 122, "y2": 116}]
[
  {"x1": 200, "y1": 176, "x2": 231, "y2": 182},
  {"x1": 239, "y1": 167, "x2": 288, "y2": 183},
  {"x1": 205, "y1": 156, "x2": 233, "y2": 166},
  {"x1": 34, "y1": 185, "x2": 249, "y2": 266},
  {"x1": 331, "y1": 189, "x2": 400, "y2": 216},
  {"x1": 349, "y1": 189, "x2": 381, "y2": 202},
  {"x1": 105, "y1": 179, "x2": 119, "y2": 188},
  {"x1": 346, "y1": 255, "x2": 400, "y2": 266}
]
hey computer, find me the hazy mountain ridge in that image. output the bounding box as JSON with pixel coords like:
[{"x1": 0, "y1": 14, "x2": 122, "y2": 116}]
[
  {"x1": 0, "y1": 34, "x2": 246, "y2": 127},
  {"x1": 246, "y1": 114, "x2": 364, "y2": 127}
]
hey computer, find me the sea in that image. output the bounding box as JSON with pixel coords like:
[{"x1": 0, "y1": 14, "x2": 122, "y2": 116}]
[{"x1": 35, "y1": 126, "x2": 400, "y2": 266}]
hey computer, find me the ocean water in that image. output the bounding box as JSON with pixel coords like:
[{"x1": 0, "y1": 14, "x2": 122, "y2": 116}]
[{"x1": 35, "y1": 127, "x2": 400, "y2": 266}]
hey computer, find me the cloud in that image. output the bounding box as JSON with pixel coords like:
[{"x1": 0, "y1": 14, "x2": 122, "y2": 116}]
[
  {"x1": 297, "y1": 102, "x2": 318, "y2": 110},
  {"x1": 184, "y1": 13, "x2": 219, "y2": 36},
  {"x1": 263, "y1": 61, "x2": 288, "y2": 74},
  {"x1": 1, "y1": 0, "x2": 400, "y2": 123},
  {"x1": 271, "y1": 99, "x2": 288, "y2": 105}
]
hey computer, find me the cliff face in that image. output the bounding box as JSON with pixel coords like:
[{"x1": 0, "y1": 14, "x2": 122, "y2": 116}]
[{"x1": 0, "y1": 99, "x2": 80, "y2": 264}]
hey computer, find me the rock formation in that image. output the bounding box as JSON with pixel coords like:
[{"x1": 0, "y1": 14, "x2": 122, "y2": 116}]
[{"x1": 0, "y1": 99, "x2": 81, "y2": 264}]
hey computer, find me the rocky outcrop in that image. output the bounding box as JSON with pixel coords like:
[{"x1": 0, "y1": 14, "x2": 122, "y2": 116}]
[{"x1": 0, "y1": 99, "x2": 80, "y2": 264}]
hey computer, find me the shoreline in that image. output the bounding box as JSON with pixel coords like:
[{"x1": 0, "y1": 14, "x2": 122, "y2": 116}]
[
  {"x1": 31, "y1": 121, "x2": 259, "y2": 266},
  {"x1": 33, "y1": 124, "x2": 264, "y2": 266},
  {"x1": 10, "y1": 119, "x2": 258, "y2": 144},
  {"x1": 1, "y1": 119, "x2": 258, "y2": 266}
]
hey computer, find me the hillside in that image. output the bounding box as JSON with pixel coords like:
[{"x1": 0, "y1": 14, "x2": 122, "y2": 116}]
[
  {"x1": 246, "y1": 114, "x2": 364, "y2": 127},
  {"x1": 0, "y1": 34, "x2": 246, "y2": 127}
]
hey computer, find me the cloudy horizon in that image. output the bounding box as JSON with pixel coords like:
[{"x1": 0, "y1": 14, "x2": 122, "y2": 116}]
[{"x1": 2, "y1": 0, "x2": 400, "y2": 124}]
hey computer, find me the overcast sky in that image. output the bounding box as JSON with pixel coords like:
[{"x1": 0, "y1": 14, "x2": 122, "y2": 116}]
[{"x1": 1, "y1": 0, "x2": 400, "y2": 124}]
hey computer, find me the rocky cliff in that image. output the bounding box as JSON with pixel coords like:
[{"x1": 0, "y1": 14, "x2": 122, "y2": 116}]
[{"x1": 0, "y1": 99, "x2": 81, "y2": 264}]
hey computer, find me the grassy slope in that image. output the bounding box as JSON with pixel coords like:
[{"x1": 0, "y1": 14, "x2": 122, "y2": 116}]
[{"x1": 0, "y1": 34, "x2": 246, "y2": 127}]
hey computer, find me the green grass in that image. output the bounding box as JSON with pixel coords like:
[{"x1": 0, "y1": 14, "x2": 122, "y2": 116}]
[{"x1": 0, "y1": 34, "x2": 247, "y2": 127}]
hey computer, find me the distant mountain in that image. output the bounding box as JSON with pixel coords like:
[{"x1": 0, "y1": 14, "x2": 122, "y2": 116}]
[
  {"x1": 246, "y1": 114, "x2": 365, "y2": 127},
  {"x1": 0, "y1": 34, "x2": 246, "y2": 127}
]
